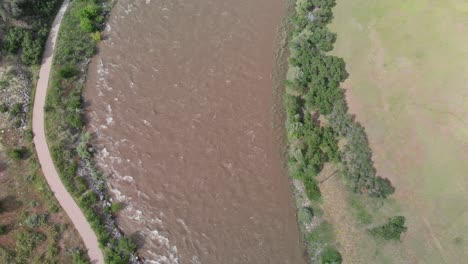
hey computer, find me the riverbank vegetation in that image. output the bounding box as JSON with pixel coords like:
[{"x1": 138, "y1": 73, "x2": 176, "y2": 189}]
[
  {"x1": 44, "y1": 0, "x2": 138, "y2": 263},
  {"x1": 285, "y1": 0, "x2": 406, "y2": 262},
  {"x1": 0, "y1": 0, "x2": 87, "y2": 262}
]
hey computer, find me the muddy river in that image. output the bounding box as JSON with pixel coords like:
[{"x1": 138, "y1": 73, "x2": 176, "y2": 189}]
[{"x1": 84, "y1": 0, "x2": 305, "y2": 263}]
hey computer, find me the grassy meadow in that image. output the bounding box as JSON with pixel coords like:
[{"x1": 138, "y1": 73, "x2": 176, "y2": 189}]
[{"x1": 327, "y1": 0, "x2": 468, "y2": 263}]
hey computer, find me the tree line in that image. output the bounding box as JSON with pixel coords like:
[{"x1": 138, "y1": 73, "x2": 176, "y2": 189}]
[
  {"x1": 0, "y1": 0, "x2": 63, "y2": 65},
  {"x1": 286, "y1": 0, "x2": 406, "y2": 262},
  {"x1": 286, "y1": 0, "x2": 394, "y2": 201}
]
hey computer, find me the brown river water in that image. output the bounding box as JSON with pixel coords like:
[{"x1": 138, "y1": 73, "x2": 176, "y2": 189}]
[{"x1": 84, "y1": 0, "x2": 305, "y2": 263}]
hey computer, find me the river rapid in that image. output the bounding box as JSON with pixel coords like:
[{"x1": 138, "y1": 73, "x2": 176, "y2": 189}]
[{"x1": 84, "y1": 0, "x2": 305, "y2": 263}]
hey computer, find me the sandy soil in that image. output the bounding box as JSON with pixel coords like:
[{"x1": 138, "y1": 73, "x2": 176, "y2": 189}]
[{"x1": 31, "y1": 1, "x2": 104, "y2": 263}]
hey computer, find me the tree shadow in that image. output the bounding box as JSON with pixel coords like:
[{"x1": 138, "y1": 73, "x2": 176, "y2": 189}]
[{"x1": 0, "y1": 195, "x2": 23, "y2": 213}]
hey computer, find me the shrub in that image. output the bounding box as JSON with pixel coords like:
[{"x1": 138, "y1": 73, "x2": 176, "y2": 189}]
[
  {"x1": 111, "y1": 202, "x2": 123, "y2": 213},
  {"x1": 71, "y1": 250, "x2": 89, "y2": 264},
  {"x1": 118, "y1": 237, "x2": 137, "y2": 255},
  {"x1": 373, "y1": 177, "x2": 395, "y2": 198},
  {"x1": 15, "y1": 229, "x2": 46, "y2": 263},
  {"x1": 0, "y1": 225, "x2": 7, "y2": 235},
  {"x1": 24, "y1": 213, "x2": 48, "y2": 228},
  {"x1": 21, "y1": 32, "x2": 43, "y2": 65},
  {"x1": 298, "y1": 207, "x2": 314, "y2": 225},
  {"x1": 7, "y1": 147, "x2": 27, "y2": 160},
  {"x1": 78, "y1": 4, "x2": 102, "y2": 32},
  {"x1": 10, "y1": 103, "x2": 22, "y2": 117},
  {"x1": 24, "y1": 129, "x2": 34, "y2": 142},
  {"x1": 321, "y1": 246, "x2": 342, "y2": 264},
  {"x1": 2, "y1": 27, "x2": 25, "y2": 53},
  {"x1": 58, "y1": 65, "x2": 78, "y2": 79},
  {"x1": 90, "y1": 31, "x2": 101, "y2": 42},
  {"x1": 0, "y1": 103, "x2": 8, "y2": 113},
  {"x1": 369, "y1": 216, "x2": 407, "y2": 241},
  {"x1": 304, "y1": 175, "x2": 321, "y2": 201}
]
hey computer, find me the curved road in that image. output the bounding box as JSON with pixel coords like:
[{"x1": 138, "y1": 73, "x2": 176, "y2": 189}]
[{"x1": 32, "y1": 1, "x2": 105, "y2": 263}]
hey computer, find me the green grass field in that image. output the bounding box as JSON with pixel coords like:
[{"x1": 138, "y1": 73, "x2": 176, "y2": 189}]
[{"x1": 329, "y1": 0, "x2": 468, "y2": 263}]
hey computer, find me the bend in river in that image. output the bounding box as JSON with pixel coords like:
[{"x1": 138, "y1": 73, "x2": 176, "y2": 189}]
[{"x1": 85, "y1": 0, "x2": 305, "y2": 263}]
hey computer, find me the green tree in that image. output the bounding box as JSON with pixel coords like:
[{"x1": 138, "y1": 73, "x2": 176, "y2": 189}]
[
  {"x1": 2, "y1": 27, "x2": 25, "y2": 53},
  {"x1": 78, "y1": 4, "x2": 102, "y2": 33},
  {"x1": 369, "y1": 216, "x2": 407, "y2": 241},
  {"x1": 321, "y1": 246, "x2": 342, "y2": 264},
  {"x1": 21, "y1": 32, "x2": 43, "y2": 65}
]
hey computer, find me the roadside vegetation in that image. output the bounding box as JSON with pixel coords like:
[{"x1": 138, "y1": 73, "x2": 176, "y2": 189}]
[
  {"x1": 285, "y1": 0, "x2": 406, "y2": 262},
  {"x1": 0, "y1": 0, "x2": 87, "y2": 262},
  {"x1": 44, "y1": 0, "x2": 138, "y2": 263}
]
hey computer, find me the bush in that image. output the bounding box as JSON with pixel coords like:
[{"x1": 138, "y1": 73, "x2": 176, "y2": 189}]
[
  {"x1": 369, "y1": 216, "x2": 407, "y2": 241},
  {"x1": 321, "y1": 246, "x2": 342, "y2": 264},
  {"x1": 111, "y1": 202, "x2": 123, "y2": 213},
  {"x1": 2, "y1": 27, "x2": 25, "y2": 53},
  {"x1": 373, "y1": 177, "x2": 395, "y2": 198},
  {"x1": 24, "y1": 214, "x2": 48, "y2": 228},
  {"x1": 298, "y1": 207, "x2": 314, "y2": 225},
  {"x1": 0, "y1": 225, "x2": 7, "y2": 235},
  {"x1": 58, "y1": 65, "x2": 78, "y2": 79},
  {"x1": 78, "y1": 4, "x2": 102, "y2": 32},
  {"x1": 24, "y1": 129, "x2": 34, "y2": 142},
  {"x1": 15, "y1": 229, "x2": 46, "y2": 263},
  {"x1": 71, "y1": 250, "x2": 89, "y2": 264},
  {"x1": 10, "y1": 103, "x2": 22, "y2": 117},
  {"x1": 21, "y1": 32, "x2": 43, "y2": 65},
  {"x1": 8, "y1": 147, "x2": 27, "y2": 160},
  {"x1": 304, "y1": 176, "x2": 321, "y2": 201},
  {"x1": 0, "y1": 103, "x2": 8, "y2": 113},
  {"x1": 90, "y1": 31, "x2": 101, "y2": 42}
]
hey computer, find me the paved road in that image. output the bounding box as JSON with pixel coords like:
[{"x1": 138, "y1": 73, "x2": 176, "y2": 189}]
[{"x1": 32, "y1": 1, "x2": 105, "y2": 263}]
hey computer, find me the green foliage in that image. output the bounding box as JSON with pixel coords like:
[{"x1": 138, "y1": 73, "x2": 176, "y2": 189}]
[
  {"x1": 21, "y1": 32, "x2": 43, "y2": 65},
  {"x1": 58, "y1": 64, "x2": 78, "y2": 79},
  {"x1": 7, "y1": 147, "x2": 27, "y2": 160},
  {"x1": 118, "y1": 237, "x2": 137, "y2": 255},
  {"x1": 321, "y1": 246, "x2": 342, "y2": 264},
  {"x1": 110, "y1": 202, "x2": 123, "y2": 213},
  {"x1": 15, "y1": 229, "x2": 46, "y2": 263},
  {"x1": 72, "y1": 249, "x2": 90, "y2": 264},
  {"x1": 0, "y1": 225, "x2": 7, "y2": 235},
  {"x1": 298, "y1": 207, "x2": 314, "y2": 225},
  {"x1": 304, "y1": 175, "x2": 321, "y2": 201},
  {"x1": 79, "y1": 191, "x2": 98, "y2": 209},
  {"x1": 2, "y1": 27, "x2": 26, "y2": 53},
  {"x1": 24, "y1": 213, "x2": 48, "y2": 228},
  {"x1": 286, "y1": 0, "x2": 394, "y2": 198},
  {"x1": 0, "y1": 0, "x2": 62, "y2": 64},
  {"x1": 90, "y1": 31, "x2": 102, "y2": 42},
  {"x1": 284, "y1": 1, "x2": 401, "y2": 260},
  {"x1": 369, "y1": 216, "x2": 407, "y2": 241},
  {"x1": 78, "y1": 4, "x2": 102, "y2": 32},
  {"x1": 77, "y1": 132, "x2": 94, "y2": 159},
  {"x1": 374, "y1": 177, "x2": 395, "y2": 198},
  {"x1": 0, "y1": 103, "x2": 9, "y2": 113},
  {"x1": 10, "y1": 102, "x2": 22, "y2": 117}
]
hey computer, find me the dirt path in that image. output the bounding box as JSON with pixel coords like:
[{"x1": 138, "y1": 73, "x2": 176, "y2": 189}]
[{"x1": 32, "y1": 1, "x2": 104, "y2": 263}]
